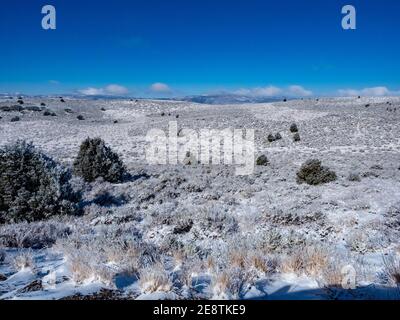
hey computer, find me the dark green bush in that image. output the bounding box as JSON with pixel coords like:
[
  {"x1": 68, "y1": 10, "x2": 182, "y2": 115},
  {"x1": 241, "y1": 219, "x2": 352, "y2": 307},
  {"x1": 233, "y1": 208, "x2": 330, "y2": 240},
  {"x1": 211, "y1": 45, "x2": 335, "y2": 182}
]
[
  {"x1": 290, "y1": 123, "x2": 298, "y2": 133},
  {"x1": 73, "y1": 138, "x2": 126, "y2": 183},
  {"x1": 267, "y1": 134, "x2": 276, "y2": 142},
  {"x1": 296, "y1": 159, "x2": 337, "y2": 185},
  {"x1": 0, "y1": 141, "x2": 81, "y2": 224},
  {"x1": 10, "y1": 116, "x2": 20, "y2": 122},
  {"x1": 256, "y1": 155, "x2": 269, "y2": 166}
]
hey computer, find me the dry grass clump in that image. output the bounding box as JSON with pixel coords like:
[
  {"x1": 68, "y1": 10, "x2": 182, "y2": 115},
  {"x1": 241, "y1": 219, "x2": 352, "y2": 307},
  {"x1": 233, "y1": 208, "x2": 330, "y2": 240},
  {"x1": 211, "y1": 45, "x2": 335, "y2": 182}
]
[
  {"x1": 55, "y1": 232, "x2": 158, "y2": 285},
  {"x1": 382, "y1": 255, "x2": 400, "y2": 286},
  {"x1": 204, "y1": 240, "x2": 278, "y2": 299},
  {"x1": 210, "y1": 266, "x2": 253, "y2": 300},
  {"x1": 67, "y1": 251, "x2": 97, "y2": 284},
  {"x1": 280, "y1": 246, "x2": 330, "y2": 278},
  {"x1": 322, "y1": 265, "x2": 344, "y2": 288},
  {"x1": 13, "y1": 250, "x2": 35, "y2": 270},
  {"x1": 280, "y1": 246, "x2": 357, "y2": 289},
  {"x1": 247, "y1": 251, "x2": 278, "y2": 276},
  {"x1": 280, "y1": 251, "x2": 305, "y2": 274},
  {"x1": 138, "y1": 262, "x2": 173, "y2": 294}
]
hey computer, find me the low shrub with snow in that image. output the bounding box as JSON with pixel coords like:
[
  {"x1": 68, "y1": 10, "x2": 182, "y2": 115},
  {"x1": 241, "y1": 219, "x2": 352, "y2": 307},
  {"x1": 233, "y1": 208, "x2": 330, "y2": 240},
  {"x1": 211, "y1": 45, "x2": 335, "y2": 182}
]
[
  {"x1": 348, "y1": 172, "x2": 361, "y2": 182},
  {"x1": 0, "y1": 220, "x2": 71, "y2": 248},
  {"x1": 0, "y1": 140, "x2": 81, "y2": 224},
  {"x1": 197, "y1": 206, "x2": 239, "y2": 236},
  {"x1": 85, "y1": 179, "x2": 128, "y2": 207}
]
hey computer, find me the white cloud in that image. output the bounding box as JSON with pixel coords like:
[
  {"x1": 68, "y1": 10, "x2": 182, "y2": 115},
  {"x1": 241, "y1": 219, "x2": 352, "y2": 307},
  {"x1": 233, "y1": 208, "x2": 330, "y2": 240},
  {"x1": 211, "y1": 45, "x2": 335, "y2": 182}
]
[
  {"x1": 288, "y1": 85, "x2": 313, "y2": 97},
  {"x1": 79, "y1": 87, "x2": 105, "y2": 96},
  {"x1": 79, "y1": 84, "x2": 129, "y2": 96},
  {"x1": 105, "y1": 84, "x2": 129, "y2": 95},
  {"x1": 150, "y1": 82, "x2": 171, "y2": 93},
  {"x1": 338, "y1": 86, "x2": 396, "y2": 97}
]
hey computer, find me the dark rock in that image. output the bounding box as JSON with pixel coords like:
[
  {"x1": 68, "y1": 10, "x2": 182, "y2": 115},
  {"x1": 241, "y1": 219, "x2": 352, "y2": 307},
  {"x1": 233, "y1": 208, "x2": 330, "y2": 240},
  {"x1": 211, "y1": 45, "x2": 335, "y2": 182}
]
[
  {"x1": 60, "y1": 289, "x2": 128, "y2": 300},
  {"x1": 19, "y1": 280, "x2": 43, "y2": 293},
  {"x1": 77, "y1": 115, "x2": 85, "y2": 120}
]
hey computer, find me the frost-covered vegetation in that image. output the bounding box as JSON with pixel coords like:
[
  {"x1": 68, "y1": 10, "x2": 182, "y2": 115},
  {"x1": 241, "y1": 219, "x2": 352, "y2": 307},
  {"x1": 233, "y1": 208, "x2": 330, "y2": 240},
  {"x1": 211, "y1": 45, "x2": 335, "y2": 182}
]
[
  {"x1": 0, "y1": 141, "x2": 80, "y2": 224},
  {"x1": 1, "y1": 96, "x2": 400, "y2": 300}
]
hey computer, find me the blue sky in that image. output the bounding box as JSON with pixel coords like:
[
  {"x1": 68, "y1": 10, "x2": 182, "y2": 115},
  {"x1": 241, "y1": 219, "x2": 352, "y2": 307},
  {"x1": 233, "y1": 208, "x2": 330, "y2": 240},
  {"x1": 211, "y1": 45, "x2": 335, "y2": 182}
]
[{"x1": 0, "y1": 0, "x2": 399, "y2": 97}]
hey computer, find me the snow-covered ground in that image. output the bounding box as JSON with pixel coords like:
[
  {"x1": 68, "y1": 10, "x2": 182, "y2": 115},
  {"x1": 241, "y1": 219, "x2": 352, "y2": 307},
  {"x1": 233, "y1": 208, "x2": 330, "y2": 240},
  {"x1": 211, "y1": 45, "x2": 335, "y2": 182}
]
[{"x1": 1, "y1": 96, "x2": 400, "y2": 300}]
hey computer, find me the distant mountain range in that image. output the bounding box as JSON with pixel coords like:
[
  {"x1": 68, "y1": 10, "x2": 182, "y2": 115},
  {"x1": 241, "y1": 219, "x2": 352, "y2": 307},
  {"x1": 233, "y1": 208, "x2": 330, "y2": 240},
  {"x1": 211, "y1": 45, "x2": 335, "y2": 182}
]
[
  {"x1": 176, "y1": 94, "x2": 285, "y2": 105},
  {"x1": 1, "y1": 93, "x2": 288, "y2": 105}
]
